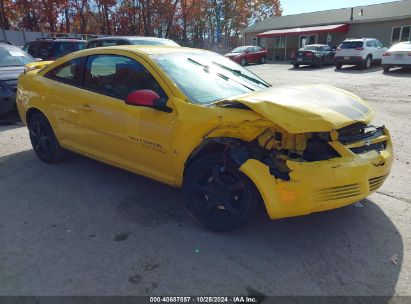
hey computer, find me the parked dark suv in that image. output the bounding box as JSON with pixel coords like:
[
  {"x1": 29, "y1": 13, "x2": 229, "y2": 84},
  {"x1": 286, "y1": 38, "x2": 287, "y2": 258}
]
[
  {"x1": 291, "y1": 44, "x2": 336, "y2": 68},
  {"x1": 23, "y1": 38, "x2": 86, "y2": 60},
  {"x1": 0, "y1": 41, "x2": 35, "y2": 117},
  {"x1": 86, "y1": 36, "x2": 180, "y2": 49}
]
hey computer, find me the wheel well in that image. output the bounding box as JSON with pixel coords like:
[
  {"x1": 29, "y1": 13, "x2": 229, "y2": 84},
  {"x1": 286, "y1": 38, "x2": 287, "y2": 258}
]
[
  {"x1": 26, "y1": 108, "x2": 44, "y2": 124},
  {"x1": 184, "y1": 140, "x2": 227, "y2": 175}
]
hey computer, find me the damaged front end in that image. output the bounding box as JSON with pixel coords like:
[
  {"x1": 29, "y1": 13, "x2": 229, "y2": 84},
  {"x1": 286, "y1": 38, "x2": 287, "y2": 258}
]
[{"x1": 206, "y1": 121, "x2": 393, "y2": 220}]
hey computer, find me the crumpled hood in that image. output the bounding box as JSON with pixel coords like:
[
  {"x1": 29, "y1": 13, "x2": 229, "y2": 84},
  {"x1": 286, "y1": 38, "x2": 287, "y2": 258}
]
[{"x1": 219, "y1": 84, "x2": 373, "y2": 133}]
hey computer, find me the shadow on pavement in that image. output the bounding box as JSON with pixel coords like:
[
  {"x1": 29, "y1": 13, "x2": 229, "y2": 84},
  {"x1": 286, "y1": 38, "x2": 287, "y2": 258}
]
[
  {"x1": 382, "y1": 67, "x2": 411, "y2": 78},
  {"x1": 334, "y1": 65, "x2": 382, "y2": 74},
  {"x1": 0, "y1": 150, "x2": 404, "y2": 297}
]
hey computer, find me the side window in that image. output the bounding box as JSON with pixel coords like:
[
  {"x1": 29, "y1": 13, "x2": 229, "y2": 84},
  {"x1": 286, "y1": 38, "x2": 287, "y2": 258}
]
[
  {"x1": 100, "y1": 40, "x2": 118, "y2": 47},
  {"x1": 26, "y1": 42, "x2": 38, "y2": 57},
  {"x1": 376, "y1": 40, "x2": 383, "y2": 48},
  {"x1": 45, "y1": 58, "x2": 83, "y2": 86},
  {"x1": 84, "y1": 55, "x2": 166, "y2": 101},
  {"x1": 366, "y1": 41, "x2": 371, "y2": 47},
  {"x1": 116, "y1": 40, "x2": 129, "y2": 46},
  {"x1": 86, "y1": 41, "x2": 98, "y2": 49},
  {"x1": 254, "y1": 46, "x2": 262, "y2": 52},
  {"x1": 37, "y1": 41, "x2": 52, "y2": 59}
]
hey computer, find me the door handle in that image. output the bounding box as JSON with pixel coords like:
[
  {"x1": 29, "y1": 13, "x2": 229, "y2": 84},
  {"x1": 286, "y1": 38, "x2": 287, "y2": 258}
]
[{"x1": 79, "y1": 103, "x2": 92, "y2": 111}]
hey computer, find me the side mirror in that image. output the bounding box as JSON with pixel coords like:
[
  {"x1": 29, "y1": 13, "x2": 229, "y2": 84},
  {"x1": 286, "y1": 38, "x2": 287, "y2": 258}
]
[{"x1": 126, "y1": 89, "x2": 172, "y2": 113}]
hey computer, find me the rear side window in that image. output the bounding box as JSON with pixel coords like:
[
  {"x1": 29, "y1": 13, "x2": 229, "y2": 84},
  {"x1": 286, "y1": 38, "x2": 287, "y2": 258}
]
[
  {"x1": 339, "y1": 41, "x2": 364, "y2": 49},
  {"x1": 99, "y1": 40, "x2": 119, "y2": 47},
  {"x1": 84, "y1": 55, "x2": 166, "y2": 100},
  {"x1": 37, "y1": 41, "x2": 53, "y2": 59},
  {"x1": 45, "y1": 58, "x2": 83, "y2": 86},
  {"x1": 86, "y1": 41, "x2": 98, "y2": 49},
  {"x1": 366, "y1": 40, "x2": 376, "y2": 47},
  {"x1": 52, "y1": 42, "x2": 85, "y2": 58},
  {"x1": 26, "y1": 42, "x2": 38, "y2": 57}
]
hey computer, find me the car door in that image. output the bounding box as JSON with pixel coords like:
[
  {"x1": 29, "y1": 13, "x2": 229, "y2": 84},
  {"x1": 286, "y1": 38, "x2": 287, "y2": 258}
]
[
  {"x1": 42, "y1": 57, "x2": 87, "y2": 150},
  {"x1": 245, "y1": 47, "x2": 254, "y2": 63},
  {"x1": 76, "y1": 53, "x2": 177, "y2": 183}
]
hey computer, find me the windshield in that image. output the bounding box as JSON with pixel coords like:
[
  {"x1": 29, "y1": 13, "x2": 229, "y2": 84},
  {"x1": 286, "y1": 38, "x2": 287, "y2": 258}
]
[
  {"x1": 0, "y1": 47, "x2": 35, "y2": 67},
  {"x1": 131, "y1": 39, "x2": 180, "y2": 46},
  {"x1": 339, "y1": 41, "x2": 364, "y2": 49},
  {"x1": 231, "y1": 46, "x2": 249, "y2": 53},
  {"x1": 52, "y1": 42, "x2": 85, "y2": 57},
  {"x1": 151, "y1": 51, "x2": 270, "y2": 105},
  {"x1": 300, "y1": 46, "x2": 321, "y2": 51}
]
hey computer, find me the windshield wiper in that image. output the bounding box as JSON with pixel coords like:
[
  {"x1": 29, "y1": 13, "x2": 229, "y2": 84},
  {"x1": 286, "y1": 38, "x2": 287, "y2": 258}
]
[
  {"x1": 212, "y1": 61, "x2": 270, "y2": 88},
  {"x1": 188, "y1": 58, "x2": 210, "y2": 70},
  {"x1": 187, "y1": 58, "x2": 254, "y2": 91}
]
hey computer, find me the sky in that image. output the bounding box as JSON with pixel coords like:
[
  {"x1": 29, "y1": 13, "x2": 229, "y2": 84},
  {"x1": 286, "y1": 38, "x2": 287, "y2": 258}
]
[{"x1": 281, "y1": 0, "x2": 400, "y2": 15}]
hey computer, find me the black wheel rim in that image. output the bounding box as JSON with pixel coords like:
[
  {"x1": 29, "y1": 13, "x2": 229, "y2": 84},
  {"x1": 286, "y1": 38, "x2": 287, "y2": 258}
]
[
  {"x1": 190, "y1": 164, "x2": 247, "y2": 223},
  {"x1": 29, "y1": 118, "x2": 53, "y2": 159}
]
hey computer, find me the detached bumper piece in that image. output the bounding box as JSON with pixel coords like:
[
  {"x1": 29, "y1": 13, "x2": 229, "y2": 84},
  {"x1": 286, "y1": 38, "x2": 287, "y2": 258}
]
[{"x1": 240, "y1": 124, "x2": 393, "y2": 220}]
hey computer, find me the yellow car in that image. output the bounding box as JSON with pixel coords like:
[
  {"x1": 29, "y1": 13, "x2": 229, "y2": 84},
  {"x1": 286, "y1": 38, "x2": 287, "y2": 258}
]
[{"x1": 16, "y1": 46, "x2": 393, "y2": 231}]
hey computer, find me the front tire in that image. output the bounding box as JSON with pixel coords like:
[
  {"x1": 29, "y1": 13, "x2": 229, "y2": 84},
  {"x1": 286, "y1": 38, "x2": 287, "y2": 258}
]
[
  {"x1": 293, "y1": 63, "x2": 299, "y2": 69},
  {"x1": 260, "y1": 56, "x2": 266, "y2": 64},
  {"x1": 383, "y1": 66, "x2": 390, "y2": 73},
  {"x1": 183, "y1": 154, "x2": 257, "y2": 231},
  {"x1": 28, "y1": 112, "x2": 66, "y2": 163},
  {"x1": 240, "y1": 58, "x2": 247, "y2": 66},
  {"x1": 335, "y1": 63, "x2": 342, "y2": 70}
]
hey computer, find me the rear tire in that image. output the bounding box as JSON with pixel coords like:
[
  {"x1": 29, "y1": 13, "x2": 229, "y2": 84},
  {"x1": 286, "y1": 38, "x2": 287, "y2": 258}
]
[
  {"x1": 363, "y1": 55, "x2": 372, "y2": 69},
  {"x1": 293, "y1": 63, "x2": 299, "y2": 69},
  {"x1": 383, "y1": 66, "x2": 390, "y2": 73},
  {"x1": 260, "y1": 56, "x2": 266, "y2": 64},
  {"x1": 28, "y1": 112, "x2": 67, "y2": 163},
  {"x1": 183, "y1": 154, "x2": 258, "y2": 231},
  {"x1": 335, "y1": 63, "x2": 342, "y2": 70},
  {"x1": 240, "y1": 58, "x2": 247, "y2": 66}
]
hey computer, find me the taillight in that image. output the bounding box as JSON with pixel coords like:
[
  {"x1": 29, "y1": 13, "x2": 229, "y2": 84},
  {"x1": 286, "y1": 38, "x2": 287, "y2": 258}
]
[
  {"x1": 355, "y1": 47, "x2": 364, "y2": 51},
  {"x1": 336, "y1": 47, "x2": 341, "y2": 51},
  {"x1": 383, "y1": 52, "x2": 391, "y2": 56},
  {"x1": 306, "y1": 52, "x2": 313, "y2": 57}
]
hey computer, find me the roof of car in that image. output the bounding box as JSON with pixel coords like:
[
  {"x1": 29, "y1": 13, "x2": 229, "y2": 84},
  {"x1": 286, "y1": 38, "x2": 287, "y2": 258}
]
[
  {"x1": 301, "y1": 44, "x2": 328, "y2": 47},
  {"x1": 59, "y1": 45, "x2": 204, "y2": 60},
  {"x1": 343, "y1": 38, "x2": 377, "y2": 41},
  {"x1": 88, "y1": 36, "x2": 175, "y2": 42},
  {"x1": 30, "y1": 38, "x2": 85, "y2": 43}
]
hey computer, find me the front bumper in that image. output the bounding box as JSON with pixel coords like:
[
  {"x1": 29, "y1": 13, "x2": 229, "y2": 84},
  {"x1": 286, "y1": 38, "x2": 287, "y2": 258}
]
[
  {"x1": 240, "y1": 136, "x2": 393, "y2": 220},
  {"x1": 0, "y1": 84, "x2": 17, "y2": 116}
]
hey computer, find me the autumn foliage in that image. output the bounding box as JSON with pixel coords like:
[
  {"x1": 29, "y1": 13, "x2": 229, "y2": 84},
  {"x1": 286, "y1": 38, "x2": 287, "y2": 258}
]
[{"x1": 0, "y1": 0, "x2": 282, "y2": 50}]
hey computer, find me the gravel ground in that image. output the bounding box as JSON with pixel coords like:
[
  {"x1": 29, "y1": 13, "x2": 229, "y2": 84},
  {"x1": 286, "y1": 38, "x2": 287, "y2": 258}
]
[{"x1": 0, "y1": 63, "x2": 410, "y2": 297}]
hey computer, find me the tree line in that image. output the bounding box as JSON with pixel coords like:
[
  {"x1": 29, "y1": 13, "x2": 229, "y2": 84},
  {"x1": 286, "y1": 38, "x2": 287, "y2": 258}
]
[{"x1": 0, "y1": 0, "x2": 282, "y2": 51}]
